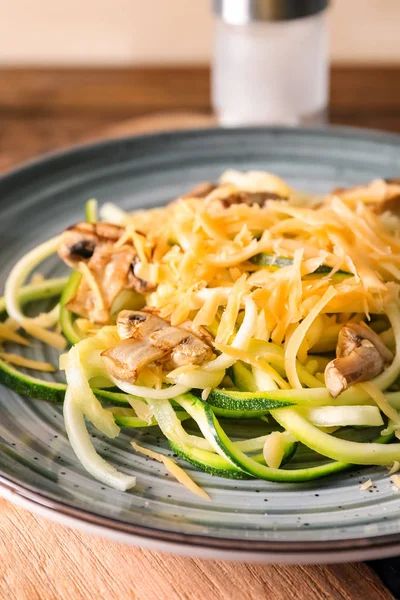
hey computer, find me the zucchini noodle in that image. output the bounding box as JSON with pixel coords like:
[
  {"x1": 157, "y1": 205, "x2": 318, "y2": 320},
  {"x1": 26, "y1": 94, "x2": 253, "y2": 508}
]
[
  {"x1": 112, "y1": 378, "x2": 190, "y2": 400},
  {"x1": 64, "y1": 389, "x2": 136, "y2": 491},
  {"x1": 204, "y1": 298, "x2": 257, "y2": 372},
  {"x1": 5, "y1": 235, "x2": 61, "y2": 327}
]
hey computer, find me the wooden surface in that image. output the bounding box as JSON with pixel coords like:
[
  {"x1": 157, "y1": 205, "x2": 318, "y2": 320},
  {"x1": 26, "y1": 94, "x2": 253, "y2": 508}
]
[
  {"x1": 0, "y1": 66, "x2": 398, "y2": 599},
  {"x1": 1, "y1": 65, "x2": 400, "y2": 172},
  {"x1": 0, "y1": 501, "x2": 392, "y2": 600}
]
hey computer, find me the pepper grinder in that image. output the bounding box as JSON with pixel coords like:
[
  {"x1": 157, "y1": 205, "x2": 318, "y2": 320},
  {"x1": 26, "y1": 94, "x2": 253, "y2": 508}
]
[{"x1": 212, "y1": 0, "x2": 329, "y2": 126}]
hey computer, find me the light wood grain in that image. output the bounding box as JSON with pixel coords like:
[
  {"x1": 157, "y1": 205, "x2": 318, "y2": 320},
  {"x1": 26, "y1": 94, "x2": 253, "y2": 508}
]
[
  {"x1": 1, "y1": 66, "x2": 400, "y2": 132},
  {"x1": 0, "y1": 499, "x2": 392, "y2": 600},
  {"x1": 0, "y1": 100, "x2": 395, "y2": 600}
]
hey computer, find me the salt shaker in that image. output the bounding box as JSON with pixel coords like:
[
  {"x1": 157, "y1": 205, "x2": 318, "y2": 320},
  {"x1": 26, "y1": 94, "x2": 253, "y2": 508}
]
[{"x1": 212, "y1": 0, "x2": 329, "y2": 126}]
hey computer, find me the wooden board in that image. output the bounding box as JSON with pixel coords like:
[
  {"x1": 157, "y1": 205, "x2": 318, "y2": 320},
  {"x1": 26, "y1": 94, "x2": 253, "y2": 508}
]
[{"x1": 0, "y1": 499, "x2": 392, "y2": 600}]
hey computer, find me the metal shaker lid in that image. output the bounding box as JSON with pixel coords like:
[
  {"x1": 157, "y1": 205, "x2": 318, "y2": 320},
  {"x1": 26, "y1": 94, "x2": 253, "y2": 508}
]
[{"x1": 212, "y1": 0, "x2": 329, "y2": 24}]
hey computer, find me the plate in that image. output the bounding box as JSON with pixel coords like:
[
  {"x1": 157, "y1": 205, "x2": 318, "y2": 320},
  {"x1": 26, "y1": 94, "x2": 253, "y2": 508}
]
[{"x1": 2, "y1": 126, "x2": 400, "y2": 564}]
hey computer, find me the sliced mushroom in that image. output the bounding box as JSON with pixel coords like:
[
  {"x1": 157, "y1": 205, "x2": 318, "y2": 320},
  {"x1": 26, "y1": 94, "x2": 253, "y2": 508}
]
[
  {"x1": 375, "y1": 178, "x2": 400, "y2": 215},
  {"x1": 117, "y1": 310, "x2": 166, "y2": 340},
  {"x1": 103, "y1": 310, "x2": 213, "y2": 383},
  {"x1": 58, "y1": 222, "x2": 156, "y2": 323},
  {"x1": 179, "y1": 319, "x2": 214, "y2": 346},
  {"x1": 333, "y1": 179, "x2": 400, "y2": 215},
  {"x1": 324, "y1": 322, "x2": 393, "y2": 398},
  {"x1": 58, "y1": 222, "x2": 124, "y2": 268},
  {"x1": 67, "y1": 244, "x2": 137, "y2": 323},
  {"x1": 166, "y1": 334, "x2": 213, "y2": 369},
  {"x1": 183, "y1": 181, "x2": 216, "y2": 198},
  {"x1": 127, "y1": 256, "x2": 156, "y2": 294},
  {"x1": 102, "y1": 339, "x2": 166, "y2": 382},
  {"x1": 219, "y1": 190, "x2": 286, "y2": 208},
  {"x1": 336, "y1": 322, "x2": 393, "y2": 363}
]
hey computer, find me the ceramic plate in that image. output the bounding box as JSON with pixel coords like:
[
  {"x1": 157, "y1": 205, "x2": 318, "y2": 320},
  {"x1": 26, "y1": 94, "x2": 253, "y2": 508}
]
[{"x1": 2, "y1": 127, "x2": 400, "y2": 564}]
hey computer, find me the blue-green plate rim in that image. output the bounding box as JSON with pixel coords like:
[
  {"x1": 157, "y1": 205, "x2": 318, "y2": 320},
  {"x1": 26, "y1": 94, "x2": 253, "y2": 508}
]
[{"x1": 2, "y1": 124, "x2": 400, "y2": 560}]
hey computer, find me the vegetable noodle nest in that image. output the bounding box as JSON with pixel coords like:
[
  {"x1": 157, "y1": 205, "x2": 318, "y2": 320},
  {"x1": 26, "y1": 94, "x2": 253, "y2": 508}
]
[{"x1": 3, "y1": 171, "x2": 400, "y2": 499}]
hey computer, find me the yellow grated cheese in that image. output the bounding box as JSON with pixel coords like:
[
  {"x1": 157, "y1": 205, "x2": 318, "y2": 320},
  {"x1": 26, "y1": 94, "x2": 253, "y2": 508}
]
[
  {"x1": 331, "y1": 196, "x2": 390, "y2": 256},
  {"x1": 3, "y1": 317, "x2": 19, "y2": 332},
  {"x1": 216, "y1": 275, "x2": 247, "y2": 345},
  {"x1": 360, "y1": 479, "x2": 373, "y2": 491},
  {"x1": 0, "y1": 322, "x2": 30, "y2": 346},
  {"x1": 131, "y1": 441, "x2": 210, "y2": 500},
  {"x1": 391, "y1": 474, "x2": 400, "y2": 490},
  {"x1": 359, "y1": 382, "x2": 400, "y2": 425},
  {"x1": 131, "y1": 230, "x2": 149, "y2": 264},
  {"x1": 263, "y1": 432, "x2": 285, "y2": 469},
  {"x1": 197, "y1": 211, "x2": 228, "y2": 241},
  {"x1": 214, "y1": 343, "x2": 289, "y2": 389},
  {"x1": 192, "y1": 293, "x2": 220, "y2": 329},
  {"x1": 0, "y1": 352, "x2": 55, "y2": 372},
  {"x1": 30, "y1": 272, "x2": 45, "y2": 284},
  {"x1": 254, "y1": 308, "x2": 270, "y2": 342},
  {"x1": 205, "y1": 238, "x2": 260, "y2": 268},
  {"x1": 284, "y1": 286, "x2": 337, "y2": 389},
  {"x1": 21, "y1": 320, "x2": 66, "y2": 350},
  {"x1": 78, "y1": 261, "x2": 106, "y2": 312},
  {"x1": 75, "y1": 318, "x2": 100, "y2": 335}
]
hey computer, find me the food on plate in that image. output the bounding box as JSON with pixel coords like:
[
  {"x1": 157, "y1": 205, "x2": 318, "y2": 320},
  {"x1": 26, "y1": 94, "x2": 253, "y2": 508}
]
[{"x1": 2, "y1": 171, "x2": 400, "y2": 498}]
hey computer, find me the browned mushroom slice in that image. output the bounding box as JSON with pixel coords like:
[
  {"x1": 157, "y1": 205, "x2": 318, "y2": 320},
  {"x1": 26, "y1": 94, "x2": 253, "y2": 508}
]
[
  {"x1": 336, "y1": 322, "x2": 393, "y2": 363},
  {"x1": 179, "y1": 320, "x2": 214, "y2": 346},
  {"x1": 102, "y1": 339, "x2": 167, "y2": 382},
  {"x1": 183, "y1": 181, "x2": 217, "y2": 198},
  {"x1": 66, "y1": 244, "x2": 137, "y2": 324},
  {"x1": 59, "y1": 221, "x2": 156, "y2": 323},
  {"x1": 126, "y1": 256, "x2": 157, "y2": 294},
  {"x1": 220, "y1": 190, "x2": 287, "y2": 208},
  {"x1": 375, "y1": 179, "x2": 400, "y2": 215},
  {"x1": 168, "y1": 334, "x2": 213, "y2": 368},
  {"x1": 58, "y1": 222, "x2": 124, "y2": 268},
  {"x1": 324, "y1": 322, "x2": 393, "y2": 398},
  {"x1": 105, "y1": 310, "x2": 213, "y2": 382},
  {"x1": 117, "y1": 310, "x2": 168, "y2": 341}
]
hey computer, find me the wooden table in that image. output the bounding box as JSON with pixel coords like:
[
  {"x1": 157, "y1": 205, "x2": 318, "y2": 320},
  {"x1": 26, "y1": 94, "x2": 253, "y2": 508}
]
[{"x1": 1, "y1": 67, "x2": 399, "y2": 600}]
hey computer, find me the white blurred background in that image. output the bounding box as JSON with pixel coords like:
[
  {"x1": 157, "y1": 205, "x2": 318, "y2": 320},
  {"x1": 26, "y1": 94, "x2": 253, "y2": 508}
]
[{"x1": 1, "y1": 0, "x2": 399, "y2": 65}]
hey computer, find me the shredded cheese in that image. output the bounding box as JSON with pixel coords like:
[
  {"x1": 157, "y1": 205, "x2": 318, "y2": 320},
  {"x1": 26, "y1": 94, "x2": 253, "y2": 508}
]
[
  {"x1": 360, "y1": 479, "x2": 373, "y2": 491},
  {"x1": 391, "y1": 474, "x2": 400, "y2": 490},
  {"x1": 30, "y1": 273, "x2": 45, "y2": 284},
  {"x1": 359, "y1": 382, "x2": 400, "y2": 425},
  {"x1": 21, "y1": 320, "x2": 66, "y2": 350},
  {"x1": 131, "y1": 441, "x2": 210, "y2": 500},
  {"x1": 0, "y1": 322, "x2": 30, "y2": 346},
  {"x1": 78, "y1": 261, "x2": 106, "y2": 312},
  {"x1": 0, "y1": 352, "x2": 55, "y2": 372},
  {"x1": 285, "y1": 286, "x2": 337, "y2": 389},
  {"x1": 263, "y1": 432, "x2": 285, "y2": 469},
  {"x1": 214, "y1": 343, "x2": 289, "y2": 389}
]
